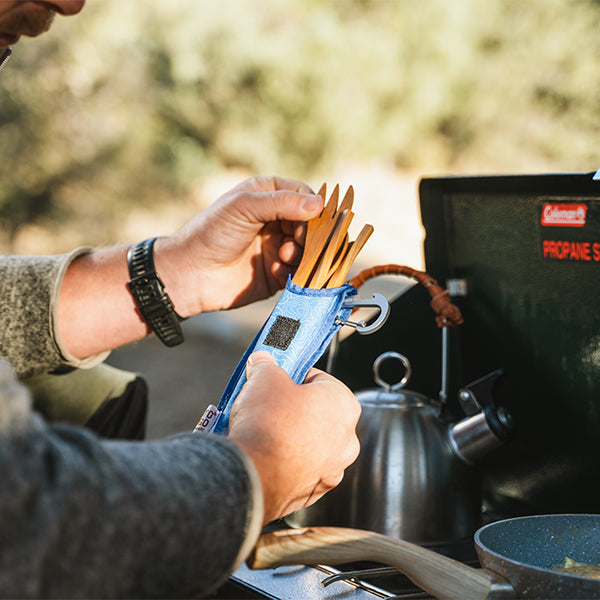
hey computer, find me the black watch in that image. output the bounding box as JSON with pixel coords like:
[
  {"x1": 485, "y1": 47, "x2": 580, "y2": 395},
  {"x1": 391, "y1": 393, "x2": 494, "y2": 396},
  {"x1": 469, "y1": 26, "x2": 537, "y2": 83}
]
[{"x1": 127, "y1": 238, "x2": 184, "y2": 347}]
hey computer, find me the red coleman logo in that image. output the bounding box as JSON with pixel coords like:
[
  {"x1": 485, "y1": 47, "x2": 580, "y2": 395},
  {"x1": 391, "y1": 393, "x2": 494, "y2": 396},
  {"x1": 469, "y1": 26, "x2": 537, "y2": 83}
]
[{"x1": 541, "y1": 203, "x2": 587, "y2": 227}]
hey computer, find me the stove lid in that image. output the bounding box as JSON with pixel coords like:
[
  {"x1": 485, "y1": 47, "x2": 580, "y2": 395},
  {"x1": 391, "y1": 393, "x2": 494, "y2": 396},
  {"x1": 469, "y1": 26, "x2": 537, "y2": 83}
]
[{"x1": 419, "y1": 171, "x2": 600, "y2": 515}]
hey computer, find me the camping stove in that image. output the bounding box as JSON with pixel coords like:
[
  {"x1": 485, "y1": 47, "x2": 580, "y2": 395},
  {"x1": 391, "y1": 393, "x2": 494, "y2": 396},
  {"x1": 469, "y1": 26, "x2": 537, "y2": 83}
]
[
  {"x1": 217, "y1": 171, "x2": 600, "y2": 599},
  {"x1": 220, "y1": 526, "x2": 480, "y2": 599},
  {"x1": 227, "y1": 561, "x2": 435, "y2": 599}
]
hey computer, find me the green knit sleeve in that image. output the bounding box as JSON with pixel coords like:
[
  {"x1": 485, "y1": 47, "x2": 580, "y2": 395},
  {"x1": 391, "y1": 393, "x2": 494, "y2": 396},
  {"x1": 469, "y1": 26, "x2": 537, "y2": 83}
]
[{"x1": 0, "y1": 248, "x2": 109, "y2": 378}]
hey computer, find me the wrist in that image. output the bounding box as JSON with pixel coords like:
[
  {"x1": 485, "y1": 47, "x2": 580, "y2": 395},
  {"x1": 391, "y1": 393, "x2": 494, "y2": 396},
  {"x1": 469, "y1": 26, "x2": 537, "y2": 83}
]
[
  {"x1": 152, "y1": 236, "x2": 203, "y2": 319},
  {"x1": 58, "y1": 246, "x2": 149, "y2": 358},
  {"x1": 230, "y1": 438, "x2": 280, "y2": 524},
  {"x1": 127, "y1": 238, "x2": 184, "y2": 347}
]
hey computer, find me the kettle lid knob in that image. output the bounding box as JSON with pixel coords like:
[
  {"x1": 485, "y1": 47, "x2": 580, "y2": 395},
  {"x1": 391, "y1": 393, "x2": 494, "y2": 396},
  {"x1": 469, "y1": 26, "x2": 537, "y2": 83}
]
[{"x1": 372, "y1": 351, "x2": 411, "y2": 392}]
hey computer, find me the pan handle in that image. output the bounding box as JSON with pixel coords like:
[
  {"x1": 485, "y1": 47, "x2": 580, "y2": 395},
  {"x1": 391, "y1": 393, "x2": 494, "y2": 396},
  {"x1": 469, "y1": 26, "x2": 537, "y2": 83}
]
[{"x1": 247, "y1": 526, "x2": 516, "y2": 600}]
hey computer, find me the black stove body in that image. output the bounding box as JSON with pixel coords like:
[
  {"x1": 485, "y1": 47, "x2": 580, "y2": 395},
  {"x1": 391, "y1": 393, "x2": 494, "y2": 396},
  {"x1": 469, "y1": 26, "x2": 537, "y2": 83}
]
[{"x1": 334, "y1": 171, "x2": 600, "y2": 518}]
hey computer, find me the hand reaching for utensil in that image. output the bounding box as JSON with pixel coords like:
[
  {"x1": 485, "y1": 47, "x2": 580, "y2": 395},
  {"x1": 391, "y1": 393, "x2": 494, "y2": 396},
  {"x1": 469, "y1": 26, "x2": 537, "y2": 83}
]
[
  {"x1": 228, "y1": 351, "x2": 361, "y2": 525},
  {"x1": 157, "y1": 176, "x2": 324, "y2": 315},
  {"x1": 58, "y1": 177, "x2": 371, "y2": 360},
  {"x1": 58, "y1": 176, "x2": 322, "y2": 359}
]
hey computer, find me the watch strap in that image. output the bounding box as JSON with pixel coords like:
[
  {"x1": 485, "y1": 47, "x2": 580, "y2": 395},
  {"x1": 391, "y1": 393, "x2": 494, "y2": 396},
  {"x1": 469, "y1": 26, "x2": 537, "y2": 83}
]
[{"x1": 127, "y1": 238, "x2": 184, "y2": 347}]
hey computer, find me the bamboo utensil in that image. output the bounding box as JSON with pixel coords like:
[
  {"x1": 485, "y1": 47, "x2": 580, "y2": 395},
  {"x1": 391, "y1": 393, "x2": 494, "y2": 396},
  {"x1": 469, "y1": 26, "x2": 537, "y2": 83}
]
[
  {"x1": 291, "y1": 183, "x2": 337, "y2": 287},
  {"x1": 326, "y1": 224, "x2": 374, "y2": 288},
  {"x1": 292, "y1": 184, "x2": 373, "y2": 289},
  {"x1": 324, "y1": 235, "x2": 349, "y2": 283},
  {"x1": 307, "y1": 209, "x2": 354, "y2": 288}
]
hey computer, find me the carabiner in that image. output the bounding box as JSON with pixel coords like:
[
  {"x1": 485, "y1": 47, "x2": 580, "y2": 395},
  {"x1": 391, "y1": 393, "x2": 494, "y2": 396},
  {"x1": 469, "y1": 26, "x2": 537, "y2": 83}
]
[{"x1": 335, "y1": 292, "x2": 390, "y2": 335}]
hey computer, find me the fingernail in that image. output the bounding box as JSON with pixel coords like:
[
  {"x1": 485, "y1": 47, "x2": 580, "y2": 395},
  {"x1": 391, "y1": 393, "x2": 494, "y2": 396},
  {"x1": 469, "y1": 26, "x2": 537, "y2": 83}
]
[{"x1": 302, "y1": 194, "x2": 321, "y2": 212}]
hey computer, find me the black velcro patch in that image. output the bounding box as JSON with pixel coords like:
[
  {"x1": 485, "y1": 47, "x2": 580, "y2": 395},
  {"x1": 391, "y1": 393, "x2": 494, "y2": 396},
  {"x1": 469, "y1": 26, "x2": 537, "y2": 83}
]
[{"x1": 264, "y1": 316, "x2": 301, "y2": 350}]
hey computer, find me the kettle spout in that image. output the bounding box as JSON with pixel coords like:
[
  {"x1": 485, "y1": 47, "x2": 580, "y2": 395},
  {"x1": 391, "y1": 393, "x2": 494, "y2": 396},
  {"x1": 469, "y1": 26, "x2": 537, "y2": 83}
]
[{"x1": 447, "y1": 370, "x2": 512, "y2": 464}]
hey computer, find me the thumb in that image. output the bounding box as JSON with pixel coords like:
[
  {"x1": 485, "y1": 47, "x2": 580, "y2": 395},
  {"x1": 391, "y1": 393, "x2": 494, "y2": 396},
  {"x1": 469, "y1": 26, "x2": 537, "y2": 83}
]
[
  {"x1": 244, "y1": 190, "x2": 323, "y2": 225},
  {"x1": 246, "y1": 350, "x2": 279, "y2": 379}
]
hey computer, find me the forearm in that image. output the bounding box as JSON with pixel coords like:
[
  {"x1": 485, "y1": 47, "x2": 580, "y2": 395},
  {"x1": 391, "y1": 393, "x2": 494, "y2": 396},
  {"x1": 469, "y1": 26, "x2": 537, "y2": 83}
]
[
  {"x1": 57, "y1": 245, "x2": 147, "y2": 358},
  {"x1": 56, "y1": 177, "x2": 323, "y2": 359},
  {"x1": 1, "y1": 417, "x2": 262, "y2": 598},
  {"x1": 56, "y1": 239, "x2": 198, "y2": 359}
]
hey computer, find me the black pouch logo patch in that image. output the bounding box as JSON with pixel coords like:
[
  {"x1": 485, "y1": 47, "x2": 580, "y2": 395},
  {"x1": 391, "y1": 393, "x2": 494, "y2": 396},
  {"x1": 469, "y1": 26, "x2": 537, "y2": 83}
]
[{"x1": 264, "y1": 316, "x2": 301, "y2": 350}]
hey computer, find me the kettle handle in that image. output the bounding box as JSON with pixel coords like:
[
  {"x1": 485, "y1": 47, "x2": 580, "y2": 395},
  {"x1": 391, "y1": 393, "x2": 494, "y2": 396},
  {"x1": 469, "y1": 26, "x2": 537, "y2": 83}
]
[
  {"x1": 372, "y1": 351, "x2": 412, "y2": 391},
  {"x1": 248, "y1": 526, "x2": 515, "y2": 600}
]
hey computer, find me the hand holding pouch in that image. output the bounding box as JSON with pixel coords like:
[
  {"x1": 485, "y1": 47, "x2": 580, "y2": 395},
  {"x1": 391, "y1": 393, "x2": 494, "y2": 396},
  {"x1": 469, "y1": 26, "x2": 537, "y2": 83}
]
[{"x1": 196, "y1": 276, "x2": 357, "y2": 434}]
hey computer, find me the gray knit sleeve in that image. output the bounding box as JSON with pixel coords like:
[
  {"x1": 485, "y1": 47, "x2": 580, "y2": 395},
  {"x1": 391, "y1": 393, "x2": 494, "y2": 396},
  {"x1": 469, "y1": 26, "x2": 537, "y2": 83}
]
[
  {"x1": 0, "y1": 249, "x2": 109, "y2": 378},
  {"x1": 0, "y1": 411, "x2": 262, "y2": 598}
]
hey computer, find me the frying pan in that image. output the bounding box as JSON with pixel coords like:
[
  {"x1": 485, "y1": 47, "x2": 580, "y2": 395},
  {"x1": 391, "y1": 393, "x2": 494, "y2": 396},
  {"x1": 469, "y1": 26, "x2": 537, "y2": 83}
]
[{"x1": 247, "y1": 514, "x2": 600, "y2": 599}]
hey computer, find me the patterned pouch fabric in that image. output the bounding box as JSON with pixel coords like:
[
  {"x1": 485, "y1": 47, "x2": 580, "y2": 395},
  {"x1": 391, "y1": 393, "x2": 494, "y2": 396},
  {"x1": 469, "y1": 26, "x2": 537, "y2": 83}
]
[{"x1": 197, "y1": 276, "x2": 357, "y2": 434}]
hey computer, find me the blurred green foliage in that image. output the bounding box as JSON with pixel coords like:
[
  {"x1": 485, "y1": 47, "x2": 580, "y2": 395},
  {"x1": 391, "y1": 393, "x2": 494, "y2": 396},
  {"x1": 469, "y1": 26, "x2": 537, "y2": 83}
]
[{"x1": 2, "y1": 0, "x2": 600, "y2": 248}]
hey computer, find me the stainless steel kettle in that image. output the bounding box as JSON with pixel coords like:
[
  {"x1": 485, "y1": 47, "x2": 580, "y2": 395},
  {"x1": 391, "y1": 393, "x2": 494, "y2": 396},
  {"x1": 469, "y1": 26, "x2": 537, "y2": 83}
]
[{"x1": 287, "y1": 351, "x2": 511, "y2": 549}]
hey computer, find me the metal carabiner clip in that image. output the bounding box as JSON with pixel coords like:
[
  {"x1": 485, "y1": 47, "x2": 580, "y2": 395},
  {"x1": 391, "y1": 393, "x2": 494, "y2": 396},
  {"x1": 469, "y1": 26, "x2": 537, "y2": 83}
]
[{"x1": 335, "y1": 292, "x2": 390, "y2": 335}]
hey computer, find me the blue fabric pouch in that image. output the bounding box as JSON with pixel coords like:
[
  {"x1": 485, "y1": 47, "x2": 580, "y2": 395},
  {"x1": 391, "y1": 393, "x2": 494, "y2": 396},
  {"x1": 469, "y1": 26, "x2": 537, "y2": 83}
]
[{"x1": 197, "y1": 276, "x2": 357, "y2": 434}]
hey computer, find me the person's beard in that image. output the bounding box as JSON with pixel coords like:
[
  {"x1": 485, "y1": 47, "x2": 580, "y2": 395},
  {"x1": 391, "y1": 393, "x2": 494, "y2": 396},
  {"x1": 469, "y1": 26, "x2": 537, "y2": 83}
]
[{"x1": 0, "y1": 3, "x2": 56, "y2": 40}]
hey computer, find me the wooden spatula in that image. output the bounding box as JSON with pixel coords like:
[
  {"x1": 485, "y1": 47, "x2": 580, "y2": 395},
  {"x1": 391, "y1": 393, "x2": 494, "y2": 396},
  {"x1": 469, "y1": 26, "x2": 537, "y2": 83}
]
[
  {"x1": 292, "y1": 184, "x2": 339, "y2": 287},
  {"x1": 247, "y1": 526, "x2": 506, "y2": 600},
  {"x1": 306, "y1": 209, "x2": 354, "y2": 289}
]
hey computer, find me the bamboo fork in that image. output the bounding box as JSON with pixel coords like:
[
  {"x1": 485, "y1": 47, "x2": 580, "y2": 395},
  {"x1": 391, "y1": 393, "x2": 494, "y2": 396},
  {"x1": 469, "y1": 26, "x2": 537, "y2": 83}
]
[{"x1": 338, "y1": 185, "x2": 354, "y2": 213}]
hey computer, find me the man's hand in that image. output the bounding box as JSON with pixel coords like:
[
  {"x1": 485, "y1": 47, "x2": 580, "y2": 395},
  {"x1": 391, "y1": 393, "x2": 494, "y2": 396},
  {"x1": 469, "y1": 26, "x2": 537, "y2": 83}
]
[
  {"x1": 155, "y1": 176, "x2": 323, "y2": 317},
  {"x1": 227, "y1": 351, "x2": 361, "y2": 525},
  {"x1": 58, "y1": 176, "x2": 322, "y2": 359}
]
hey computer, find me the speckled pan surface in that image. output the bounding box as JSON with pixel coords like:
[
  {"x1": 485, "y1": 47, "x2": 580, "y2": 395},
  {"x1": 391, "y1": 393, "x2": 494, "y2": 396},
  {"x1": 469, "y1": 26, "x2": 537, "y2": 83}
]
[{"x1": 475, "y1": 514, "x2": 600, "y2": 598}]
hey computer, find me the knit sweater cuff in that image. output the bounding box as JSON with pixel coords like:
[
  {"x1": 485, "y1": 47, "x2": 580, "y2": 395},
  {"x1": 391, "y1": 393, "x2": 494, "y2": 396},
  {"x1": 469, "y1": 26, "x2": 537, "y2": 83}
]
[
  {"x1": 227, "y1": 443, "x2": 265, "y2": 572},
  {"x1": 50, "y1": 247, "x2": 110, "y2": 371},
  {"x1": 0, "y1": 248, "x2": 109, "y2": 378}
]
